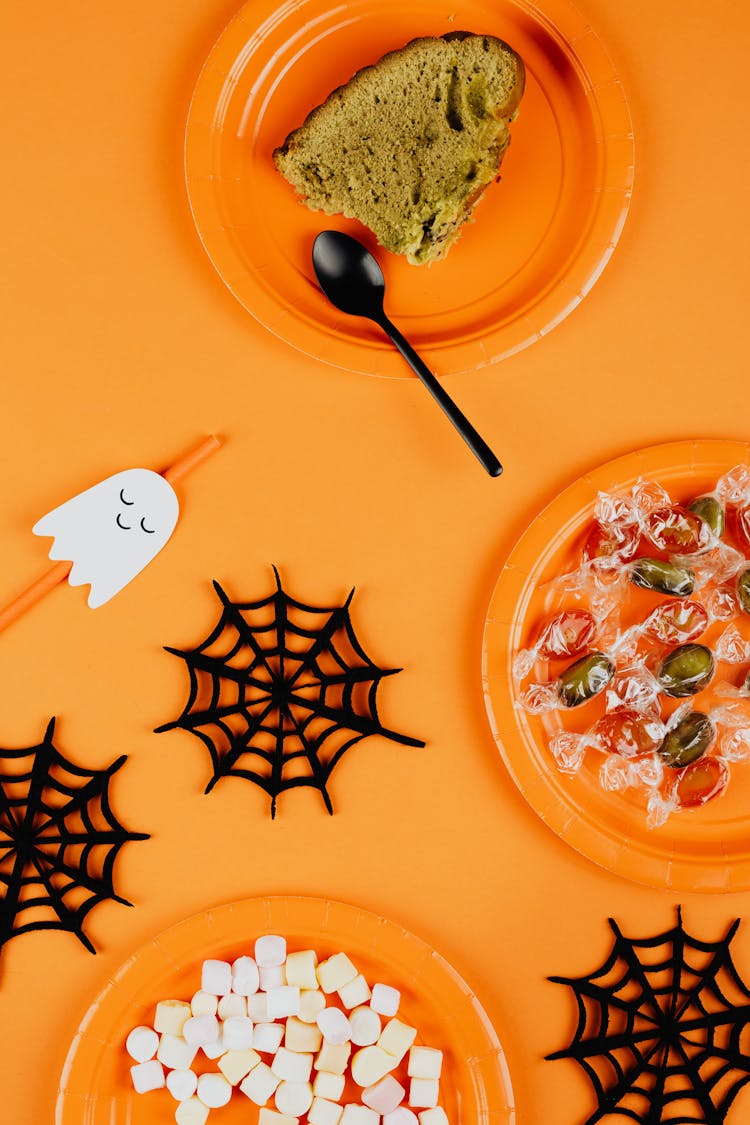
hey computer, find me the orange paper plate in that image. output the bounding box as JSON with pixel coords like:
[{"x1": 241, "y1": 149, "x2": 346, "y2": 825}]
[
  {"x1": 483, "y1": 439, "x2": 750, "y2": 894},
  {"x1": 185, "y1": 0, "x2": 633, "y2": 377},
  {"x1": 56, "y1": 897, "x2": 514, "y2": 1124}
]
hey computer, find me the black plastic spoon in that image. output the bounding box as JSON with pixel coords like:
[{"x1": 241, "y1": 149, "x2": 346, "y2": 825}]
[{"x1": 312, "y1": 230, "x2": 502, "y2": 477}]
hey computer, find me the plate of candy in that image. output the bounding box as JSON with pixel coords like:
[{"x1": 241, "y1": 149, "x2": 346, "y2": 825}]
[
  {"x1": 56, "y1": 897, "x2": 514, "y2": 1125},
  {"x1": 483, "y1": 440, "x2": 750, "y2": 892}
]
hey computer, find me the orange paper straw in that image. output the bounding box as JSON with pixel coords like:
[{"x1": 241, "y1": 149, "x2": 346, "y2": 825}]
[
  {"x1": 163, "y1": 434, "x2": 222, "y2": 485},
  {"x1": 0, "y1": 435, "x2": 222, "y2": 636},
  {"x1": 0, "y1": 561, "x2": 74, "y2": 635}
]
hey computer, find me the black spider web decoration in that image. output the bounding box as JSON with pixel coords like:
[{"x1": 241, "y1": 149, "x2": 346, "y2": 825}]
[
  {"x1": 0, "y1": 718, "x2": 148, "y2": 955},
  {"x1": 156, "y1": 569, "x2": 425, "y2": 817},
  {"x1": 547, "y1": 909, "x2": 750, "y2": 1125}
]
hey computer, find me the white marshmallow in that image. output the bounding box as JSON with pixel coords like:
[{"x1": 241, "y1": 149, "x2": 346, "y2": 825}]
[
  {"x1": 154, "y1": 1000, "x2": 192, "y2": 1036},
  {"x1": 340, "y1": 1106, "x2": 379, "y2": 1125},
  {"x1": 191, "y1": 991, "x2": 218, "y2": 1017},
  {"x1": 272, "y1": 1047, "x2": 313, "y2": 1083},
  {"x1": 285, "y1": 951, "x2": 318, "y2": 990},
  {"x1": 255, "y1": 935, "x2": 287, "y2": 968},
  {"x1": 317, "y1": 1007, "x2": 351, "y2": 1046},
  {"x1": 166, "y1": 1069, "x2": 198, "y2": 1101},
  {"x1": 254, "y1": 1023, "x2": 285, "y2": 1054},
  {"x1": 259, "y1": 1111, "x2": 299, "y2": 1125},
  {"x1": 261, "y1": 965, "x2": 286, "y2": 992},
  {"x1": 125, "y1": 1026, "x2": 159, "y2": 1063},
  {"x1": 240, "y1": 1061, "x2": 281, "y2": 1104},
  {"x1": 408, "y1": 1079, "x2": 439, "y2": 1109},
  {"x1": 285, "y1": 1017, "x2": 323, "y2": 1053},
  {"x1": 197, "y1": 1072, "x2": 232, "y2": 1108},
  {"x1": 408, "y1": 1047, "x2": 442, "y2": 1080},
  {"x1": 223, "y1": 1016, "x2": 255, "y2": 1050},
  {"x1": 232, "y1": 955, "x2": 261, "y2": 996},
  {"x1": 248, "y1": 993, "x2": 274, "y2": 1023},
  {"x1": 183, "y1": 1014, "x2": 219, "y2": 1047},
  {"x1": 313, "y1": 1071, "x2": 346, "y2": 1100},
  {"x1": 386, "y1": 1110, "x2": 419, "y2": 1125},
  {"x1": 201, "y1": 1032, "x2": 226, "y2": 1060},
  {"x1": 371, "y1": 985, "x2": 400, "y2": 1018},
  {"x1": 418, "y1": 1110, "x2": 448, "y2": 1125},
  {"x1": 351, "y1": 1046, "x2": 395, "y2": 1086},
  {"x1": 157, "y1": 1034, "x2": 198, "y2": 1071},
  {"x1": 201, "y1": 959, "x2": 232, "y2": 996},
  {"x1": 317, "y1": 954, "x2": 357, "y2": 995},
  {"x1": 379, "y1": 1019, "x2": 417, "y2": 1063},
  {"x1": 309, "y1": 1097, "x2": 345, "y2": 1125},
  {"x1": 130, "y1": 1059, "x2": 165, "y2": 1094},
  {"x1": 315, "y1": 1042, "x2": 351, "y2": 1076},
  {"x1": 218, "y1": 993, "x2": 247, "y2": 1019},
  {"x1": 267, "y1": 986, "x2": 301, "y2": 1019},
  {"x1": 299, "y1": 990, "x2": 327, "y2": 1024},
  {"x1": 363, "y1": 1075, "x2": 406, "y2": 1114},
  {"x1": 338, "y1": 975, "x2": 371, "y2": 1010},
  {"x1": 275, "y1": 1080, "x2": 314, "y2": 1116},
  {"x1": 175, "y1": 1097, "x2": 209, "y2": 1125},
  {"x1": 219, "y1": 1047, "x2": 262, "y2": 1085},
  {"x1": 350, "y1": 1006, "x2": 381, "y2": 1047}
]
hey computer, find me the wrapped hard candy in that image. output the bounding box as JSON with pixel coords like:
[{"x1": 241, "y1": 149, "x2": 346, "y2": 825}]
[
  {"x1": 658, "y1": 711, "x2": 716, "y2": 767},
  {"x1": 512, "y1": 610, "x2": 597, "y2": 680},
  {"x1": 657, "y1": 644, "x2": 715, "y2": 698},
  {"x1": 519, "y1": 652, "x2": 615, "y2": 713},
  {"x1": 688, "y1": 494, "x2": 726, "y2": 538},
  {"x1": 549, "y1": 711, "x2": 663, "y2": 775},
  {"x1": 644, "y1": 506, "x2": 712, "y2": 554},
  {"x1": 629, "y1": 558, "x2": 696, "y2": 598}
]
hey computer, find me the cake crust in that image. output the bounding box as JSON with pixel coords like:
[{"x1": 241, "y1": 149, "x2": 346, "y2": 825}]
[{"x1": 273, "y1": 33, "x2": 525, "y2": 265}]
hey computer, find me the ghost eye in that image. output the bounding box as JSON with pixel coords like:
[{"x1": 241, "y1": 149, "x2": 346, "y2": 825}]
[
  {"x1": 119, "y1": 489, "x2": 135, "y2": 505},
  {"x1": 116, "y1": 513, "x2": 132, "y2": 530},
  {"x1": 140, "y1": 518, "x2": 156, "y2": 534}
]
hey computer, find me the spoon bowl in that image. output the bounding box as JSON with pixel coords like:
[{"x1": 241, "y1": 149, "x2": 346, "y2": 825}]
[{"x1": 313, "y1": 230, "x2": 385, "y2": 319}]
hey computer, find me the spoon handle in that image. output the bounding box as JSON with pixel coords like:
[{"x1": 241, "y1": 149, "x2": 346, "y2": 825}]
[{"x1": 377, "y1": 315, "x2": 502, "y2": 477}]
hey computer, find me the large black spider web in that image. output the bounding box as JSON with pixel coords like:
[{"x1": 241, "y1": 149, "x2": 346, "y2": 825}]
[
  {"x1": 156, "y1": 570, "x2": 425, "y2": 816},
  {"x1": 0, "y1": 718, "x2": 148, "y2": 955},
  {"x1": 547, "y1": 910, "x2": 750, "y2": 1125}
]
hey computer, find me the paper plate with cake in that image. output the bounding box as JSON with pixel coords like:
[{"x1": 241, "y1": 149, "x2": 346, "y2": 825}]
[{"x1": 185, "y1": 0, "x2": 633, "y2": 377}]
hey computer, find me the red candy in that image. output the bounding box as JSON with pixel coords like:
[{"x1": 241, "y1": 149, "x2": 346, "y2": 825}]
[
  {"x1": 675, "y1": 757, "x2": 729, "y2": 808},
  {"x1": 645, "y1": 506, "x2": 711, "y2": 554},
  {"x1": 592, "y1": 710, "x2": 663, "y2": 759},
  {"x1": 536, "y1": 610, "x2": 597, "y2": 659},
  {"x1": 643, "y1": 601, "x2": 710, "y2": 645},
  {"x1": 737, "y1": 505, "x2": 750, "y2": 548},
  {"x1": 583, "y1": 522, "x2": 640, "y2": 564}
]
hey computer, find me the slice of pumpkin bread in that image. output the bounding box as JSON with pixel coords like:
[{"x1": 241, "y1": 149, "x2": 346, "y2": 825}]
[{"x1": 273, "y1": 33, "x2": 525, "y2": 265}]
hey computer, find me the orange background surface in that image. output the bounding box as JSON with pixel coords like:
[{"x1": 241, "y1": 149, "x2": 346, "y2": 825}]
[{"x1": 1, "y1": 0, "x2": 750, "y2": 1122}]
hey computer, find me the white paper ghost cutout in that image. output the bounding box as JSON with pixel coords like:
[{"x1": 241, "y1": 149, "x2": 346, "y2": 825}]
[{"x1": 32, "y1": 468, "x2": 179, "y2": 608}]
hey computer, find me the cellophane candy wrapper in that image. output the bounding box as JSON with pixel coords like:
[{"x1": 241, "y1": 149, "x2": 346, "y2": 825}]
[
  {"x1": 515, "y1": 467, "x2": 750, "y2": 826},
  {"x1": 512, "y1": 609, "x2": 598, "y2": 681}
]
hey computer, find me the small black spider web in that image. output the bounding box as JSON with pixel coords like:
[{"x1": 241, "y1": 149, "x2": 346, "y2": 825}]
[
  {"x1": 0, "y1": 718, "x2": 148, "y2": 955},
  {"x1": 156, "y1": 569, "x2": 425, "y2": 816},
  {"x1": 547, "y1": 909, "x2": 750, "y2": 1125}
]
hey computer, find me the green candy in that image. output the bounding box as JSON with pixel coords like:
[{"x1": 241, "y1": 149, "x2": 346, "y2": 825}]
[
  {"x1": 659, "y1": 711, "x2": 715, "y2": 768},
  {"x1": 630, "y1": 558, "x2": 695, "y2": 598},
  {"x1": 688, "y1": 495, "x2": 725, "y2": 538},
  {"x1": 657, "y1": 643, "x2": 715, "y2": 698},
  {"x1": 738, "y1": 569, "x2": 750, "y2": 615},
  {"x1": 557, "y1": 653, "x2": 615, "y2": 708}
]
